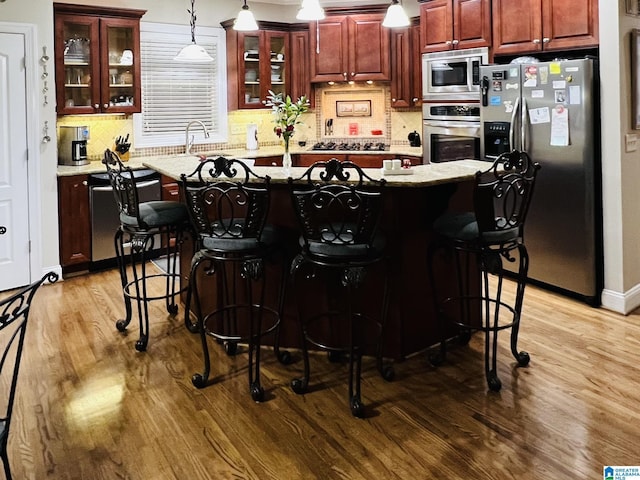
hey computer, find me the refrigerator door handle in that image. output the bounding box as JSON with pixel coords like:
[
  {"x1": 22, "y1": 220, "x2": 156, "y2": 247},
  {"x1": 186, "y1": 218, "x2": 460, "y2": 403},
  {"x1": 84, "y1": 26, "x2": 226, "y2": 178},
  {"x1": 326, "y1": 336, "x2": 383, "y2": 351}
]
[
  {"x1": 509, "y1": 96, "x2": 520, "y2": 151},
  {"x1": 521, "y1": 96, "x2": 528, "y2": 152}
]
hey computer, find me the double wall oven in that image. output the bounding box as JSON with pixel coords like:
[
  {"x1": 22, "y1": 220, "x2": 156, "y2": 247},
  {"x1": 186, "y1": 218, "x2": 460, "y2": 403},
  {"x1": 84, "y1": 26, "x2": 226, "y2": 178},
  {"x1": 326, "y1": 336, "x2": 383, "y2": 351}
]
[{"x1": 421, "y1": 47, "x2": 488, "y2": 164}]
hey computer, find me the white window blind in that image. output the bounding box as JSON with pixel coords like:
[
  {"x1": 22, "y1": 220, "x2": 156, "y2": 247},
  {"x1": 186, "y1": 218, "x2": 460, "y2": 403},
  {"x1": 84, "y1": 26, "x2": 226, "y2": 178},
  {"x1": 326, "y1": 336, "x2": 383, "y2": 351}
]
[{"x1": 133, "y1": 23, "x2": 227, "y2": 148}]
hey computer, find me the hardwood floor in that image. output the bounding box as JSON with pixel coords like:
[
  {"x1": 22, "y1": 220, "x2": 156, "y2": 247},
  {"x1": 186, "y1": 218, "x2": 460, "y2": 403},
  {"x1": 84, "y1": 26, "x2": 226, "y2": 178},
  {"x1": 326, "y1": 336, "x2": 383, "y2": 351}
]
[{"x1": 4, "y1": 266, "x2": 639, "y2": 479}]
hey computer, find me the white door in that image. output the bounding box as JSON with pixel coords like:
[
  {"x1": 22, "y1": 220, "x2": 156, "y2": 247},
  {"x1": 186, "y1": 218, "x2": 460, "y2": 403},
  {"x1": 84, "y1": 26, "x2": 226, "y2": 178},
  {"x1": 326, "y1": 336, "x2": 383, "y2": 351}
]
[{"x1": 0, "y1": 32, "x2": 31, "y2": 291}]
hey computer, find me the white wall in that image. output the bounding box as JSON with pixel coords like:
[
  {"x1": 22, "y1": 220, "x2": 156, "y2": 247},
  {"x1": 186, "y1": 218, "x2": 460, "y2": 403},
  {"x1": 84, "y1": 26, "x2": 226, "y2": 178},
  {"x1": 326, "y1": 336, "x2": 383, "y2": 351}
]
[{"x1": 599, "y1": 0, "x2": 640, "y2": 313}]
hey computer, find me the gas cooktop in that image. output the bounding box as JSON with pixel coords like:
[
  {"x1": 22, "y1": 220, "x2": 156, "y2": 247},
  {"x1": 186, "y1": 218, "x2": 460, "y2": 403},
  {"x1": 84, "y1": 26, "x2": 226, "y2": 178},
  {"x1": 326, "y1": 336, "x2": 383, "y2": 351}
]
[{"x1": 310, "y1": 142, "x2": 389, "y2": 152}]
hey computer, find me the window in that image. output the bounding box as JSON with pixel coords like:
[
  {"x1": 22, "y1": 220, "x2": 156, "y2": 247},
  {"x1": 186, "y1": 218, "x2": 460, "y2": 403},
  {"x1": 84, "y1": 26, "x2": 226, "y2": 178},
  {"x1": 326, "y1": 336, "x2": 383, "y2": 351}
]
[{"x1": 133, "y1": 22, "x2": 227, "y2": 148}]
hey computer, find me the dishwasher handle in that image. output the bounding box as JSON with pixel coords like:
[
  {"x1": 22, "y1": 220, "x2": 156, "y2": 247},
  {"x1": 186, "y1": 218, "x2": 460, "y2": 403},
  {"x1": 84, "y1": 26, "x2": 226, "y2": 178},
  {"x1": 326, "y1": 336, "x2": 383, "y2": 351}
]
[{"x1": 91, "y1": 179, "x2": 160, "y2": 193}]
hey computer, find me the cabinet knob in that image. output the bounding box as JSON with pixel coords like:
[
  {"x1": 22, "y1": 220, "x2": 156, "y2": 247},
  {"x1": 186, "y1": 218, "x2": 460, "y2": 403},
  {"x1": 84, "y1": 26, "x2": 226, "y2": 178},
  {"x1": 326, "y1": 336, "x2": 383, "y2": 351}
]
[
  {"x1": 392, "y1": 98, "x2": 396, "y2": 102},
  {"x1": 452, "y1": 39, "x2": 459, "y2": 45},
  {"x1": 93, "y1": 104, "x2": 99, "y2": 109},
  {"x1": 543, "y1": 37, "x2": 550, "y2": 43},
  {"x1": 343, "y1": 72, "x2": 347, "y2": 79},
  {"x1": 412, "y1": 97, "x2": 419, "y2": 102},
  {"x1": 103, "y1": 103, "x2": 109, "y2": 109},
  {"x1": 445, "y1": 40, "x2": 452, "y2": 45},
  {"x1": 82, "y1": 181, "x2": 88, "y2": 186},
  {"x1": 532, "y1": 38, "x2": 541, "y2": 44}
]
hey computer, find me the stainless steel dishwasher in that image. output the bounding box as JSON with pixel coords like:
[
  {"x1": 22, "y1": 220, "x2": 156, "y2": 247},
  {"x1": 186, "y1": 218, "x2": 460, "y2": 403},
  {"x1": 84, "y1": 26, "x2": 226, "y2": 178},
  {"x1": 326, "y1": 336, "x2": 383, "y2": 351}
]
[{"x1": 89, "y1": 169, "x2": 162, "y2": 263}]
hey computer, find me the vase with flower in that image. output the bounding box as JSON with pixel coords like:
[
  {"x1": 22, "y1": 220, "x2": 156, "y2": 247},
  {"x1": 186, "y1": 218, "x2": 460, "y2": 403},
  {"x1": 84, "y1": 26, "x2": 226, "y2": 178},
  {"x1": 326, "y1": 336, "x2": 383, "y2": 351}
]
[{"x1": 265, "y1": 90, "x2": 310, "y2": 175}]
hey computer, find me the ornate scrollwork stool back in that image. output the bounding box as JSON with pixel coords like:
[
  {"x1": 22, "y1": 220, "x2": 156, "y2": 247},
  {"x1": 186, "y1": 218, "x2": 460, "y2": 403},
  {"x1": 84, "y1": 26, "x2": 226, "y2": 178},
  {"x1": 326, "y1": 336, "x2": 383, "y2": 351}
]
[
  {"x1": 103, "y1": 149, "x2": 190, "y2": 352},
  {"x1": 427, "y1": 150, "x2": 541, "y2": 391},
  {"x1": 180, "y1": 157, "x2": 291, "y2": 402},
  {"x1": 0, "y1": 271, "x2": 58, "y2": 480},
  {"x1": 287, "y1": 159, "x2": 394, "y2": 418}
]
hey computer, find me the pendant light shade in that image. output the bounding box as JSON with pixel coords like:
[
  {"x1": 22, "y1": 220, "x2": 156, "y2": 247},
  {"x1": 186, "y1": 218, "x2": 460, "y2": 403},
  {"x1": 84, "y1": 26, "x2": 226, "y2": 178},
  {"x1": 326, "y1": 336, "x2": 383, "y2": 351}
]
[
  {"x1": 382, "y1": 0, "x2": 410, "y2": 28},
  {"x1": 296, "y1": 0, "x2": 325, "y2": 21},
  {"x1": 174, "y1": 0, "x2": 214, "y2": 62},
  {"x1": 234, "y1": 0, "x2": 259, "y2": 31}
]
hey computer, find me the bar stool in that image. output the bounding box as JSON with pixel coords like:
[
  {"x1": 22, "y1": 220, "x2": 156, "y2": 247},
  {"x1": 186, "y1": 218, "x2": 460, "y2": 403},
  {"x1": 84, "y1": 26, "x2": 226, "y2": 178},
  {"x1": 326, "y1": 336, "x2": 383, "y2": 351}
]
[
  {"x1": 103, "y1": 149, "x2": 190, "y2": 352},
  {"x1": 287, "y1": 158, "x2": 393, "y2": 418},
  {"x1": 180, "y1": 157, "x2": 290, "y2": 402},
  {"x1": 427, "y1": 150, "x2": 540, "y2": 391}
]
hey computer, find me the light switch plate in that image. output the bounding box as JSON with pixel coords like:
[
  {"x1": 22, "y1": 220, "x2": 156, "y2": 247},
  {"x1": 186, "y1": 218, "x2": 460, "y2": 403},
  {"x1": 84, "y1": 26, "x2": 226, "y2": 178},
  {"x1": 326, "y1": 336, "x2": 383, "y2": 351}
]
[{"x1": 626, "y1": 133, "x2": 638, "y2": 152}]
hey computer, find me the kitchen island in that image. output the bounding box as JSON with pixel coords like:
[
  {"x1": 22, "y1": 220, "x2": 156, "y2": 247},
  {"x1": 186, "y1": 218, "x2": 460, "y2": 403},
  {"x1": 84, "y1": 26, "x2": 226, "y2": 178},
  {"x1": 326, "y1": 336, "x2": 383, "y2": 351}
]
[{"x1": 141, "y1": 156, "x2": 488, "y2": 359}]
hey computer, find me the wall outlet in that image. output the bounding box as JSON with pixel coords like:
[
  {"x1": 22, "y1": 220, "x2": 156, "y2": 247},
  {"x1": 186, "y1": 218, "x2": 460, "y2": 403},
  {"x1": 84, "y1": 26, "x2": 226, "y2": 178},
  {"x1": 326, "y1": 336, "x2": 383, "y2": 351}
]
[{"x1": 625, "y1": 133, "x2": 638, "y2": 152}]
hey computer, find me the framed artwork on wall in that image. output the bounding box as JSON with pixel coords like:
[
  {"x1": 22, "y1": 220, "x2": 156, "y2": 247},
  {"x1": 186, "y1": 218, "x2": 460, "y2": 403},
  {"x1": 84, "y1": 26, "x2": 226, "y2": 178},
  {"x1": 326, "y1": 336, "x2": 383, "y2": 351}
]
[
  {"x1": 632, "y1": 29, "x2": 640, "y2": 129},
  {"x1": 627, "y1": 0, "x2": 640, "y2": 15}
]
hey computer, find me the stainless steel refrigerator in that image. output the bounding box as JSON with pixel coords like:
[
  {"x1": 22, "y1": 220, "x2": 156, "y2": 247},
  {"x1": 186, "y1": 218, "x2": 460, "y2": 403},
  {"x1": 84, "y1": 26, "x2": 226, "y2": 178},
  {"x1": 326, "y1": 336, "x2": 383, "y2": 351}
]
[{"x1": 479, "y1": 58, "x2": 602, "y2": 305}]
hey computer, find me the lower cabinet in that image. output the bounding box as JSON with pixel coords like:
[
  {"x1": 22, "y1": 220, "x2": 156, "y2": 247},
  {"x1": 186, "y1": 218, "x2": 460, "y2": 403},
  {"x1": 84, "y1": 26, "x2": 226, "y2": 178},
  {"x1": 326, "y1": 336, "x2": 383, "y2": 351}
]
[{"x1": 58, "y1": 175, "x2": 91, "y2": 272}]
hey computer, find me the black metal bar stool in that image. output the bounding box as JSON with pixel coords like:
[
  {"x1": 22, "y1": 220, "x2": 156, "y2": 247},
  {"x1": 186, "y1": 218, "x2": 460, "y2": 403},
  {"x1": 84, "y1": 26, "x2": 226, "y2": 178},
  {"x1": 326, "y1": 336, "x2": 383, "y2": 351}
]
[
  {"x1": 287, "y1": 158, "x2": 393, "y2": 418},
  {"x1": 103, "y1": 149, "x2": 190, "y2": 352},
  {"x1": 427, "y1": 150, "x2": 541, "y2": 391},
  {"x1": 180, "y1": 157, "x2": 290, "y2": 402}
]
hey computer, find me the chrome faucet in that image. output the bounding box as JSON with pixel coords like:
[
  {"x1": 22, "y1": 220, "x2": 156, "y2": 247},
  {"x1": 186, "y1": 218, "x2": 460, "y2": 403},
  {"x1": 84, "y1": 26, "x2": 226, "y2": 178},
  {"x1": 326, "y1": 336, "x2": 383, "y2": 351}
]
[{"x1": 185, "y1": 120, "x2": 210, "y2": 154}]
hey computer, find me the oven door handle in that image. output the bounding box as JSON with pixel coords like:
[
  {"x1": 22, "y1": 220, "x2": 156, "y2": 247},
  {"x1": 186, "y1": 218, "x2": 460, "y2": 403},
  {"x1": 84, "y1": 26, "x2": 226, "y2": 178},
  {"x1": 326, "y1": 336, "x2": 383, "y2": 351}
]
[{"x1": 423, "y1": 121, "x2": 480, "y2": 136}]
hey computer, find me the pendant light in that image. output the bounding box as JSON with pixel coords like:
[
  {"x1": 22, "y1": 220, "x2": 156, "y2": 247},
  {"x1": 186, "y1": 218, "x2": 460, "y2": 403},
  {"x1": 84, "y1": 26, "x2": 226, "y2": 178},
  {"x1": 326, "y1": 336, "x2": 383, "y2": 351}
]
[
  {"x1": 234, "y1": 0, "x2": 259, "y2": 32},
  {"x1": 174, "y1": 0, "x2": 214, "y2": 62},
  {"x1": 296, "y1": 0, "x2": 325, "y2": 21},
  {"x1": 382, "y1": 0, "x2": 410, "y2": 28}
]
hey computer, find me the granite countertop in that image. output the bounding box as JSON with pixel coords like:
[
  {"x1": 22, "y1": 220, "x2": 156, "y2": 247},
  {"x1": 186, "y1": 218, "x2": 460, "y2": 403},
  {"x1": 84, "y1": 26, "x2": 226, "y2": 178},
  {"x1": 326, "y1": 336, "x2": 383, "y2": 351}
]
[
  {"x1": 56, "y1": 145, "x2": 424, "y2": 177},
  {"x1": 140, "y1": 155, "x2": 491, "y2": 188}
]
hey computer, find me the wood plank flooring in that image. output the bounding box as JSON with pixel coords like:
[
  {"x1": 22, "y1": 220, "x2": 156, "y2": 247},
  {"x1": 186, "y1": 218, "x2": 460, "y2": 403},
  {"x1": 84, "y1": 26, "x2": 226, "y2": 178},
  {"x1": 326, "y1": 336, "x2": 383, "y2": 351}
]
[{"x1": 3, "y1": 266, "x2": 640, "y2": 479}]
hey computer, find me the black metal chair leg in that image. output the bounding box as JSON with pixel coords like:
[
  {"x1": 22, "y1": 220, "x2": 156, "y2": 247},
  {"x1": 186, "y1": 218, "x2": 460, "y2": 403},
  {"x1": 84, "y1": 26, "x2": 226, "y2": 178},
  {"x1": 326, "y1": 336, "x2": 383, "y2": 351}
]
[
  {"x1": 114, "y1": 229, "x2": 133, "y2": 333},
  {"x1": 191, "y1": 261, "x2": 211, "y2": 389},
  {"x1": 290, "y1": 265, "x2": 310, "y2": 395}
]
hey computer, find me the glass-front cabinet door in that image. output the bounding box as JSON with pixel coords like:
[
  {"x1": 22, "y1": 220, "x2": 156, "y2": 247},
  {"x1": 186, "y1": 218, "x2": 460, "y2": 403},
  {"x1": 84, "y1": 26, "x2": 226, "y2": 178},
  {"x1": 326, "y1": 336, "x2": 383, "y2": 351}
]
[
  {"x1": 237, "y1": 30, "x2": 289, "y2": 109},
  {"x1": 54, "y1": 5, "x2": 143, "y2": 115},
  {"x1": 55, "y1": 14, "x2": 100, "y2": 115},
  {"x1": 240, "y1": 33, "x2": 261, "y2": 109},
  {"x1": 100, "y1": 17, "x2": 141, "y2": 114},
  {"x1": 266, "y1": 31, "x2": 287, "y2": 99}
]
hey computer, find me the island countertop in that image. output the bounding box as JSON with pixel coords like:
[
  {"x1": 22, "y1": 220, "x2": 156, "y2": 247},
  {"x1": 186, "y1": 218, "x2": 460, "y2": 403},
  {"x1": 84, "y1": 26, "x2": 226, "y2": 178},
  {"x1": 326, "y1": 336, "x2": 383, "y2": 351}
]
[{"x1": 140, "y1": 155, "x2": 491, "y2": 187}]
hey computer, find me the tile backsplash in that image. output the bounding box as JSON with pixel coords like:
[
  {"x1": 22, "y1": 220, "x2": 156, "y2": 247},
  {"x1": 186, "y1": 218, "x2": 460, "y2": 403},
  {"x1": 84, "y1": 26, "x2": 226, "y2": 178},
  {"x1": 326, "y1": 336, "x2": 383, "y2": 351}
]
[{"x1": 56, "y1": 84, "x2": 422, "y2": 161}]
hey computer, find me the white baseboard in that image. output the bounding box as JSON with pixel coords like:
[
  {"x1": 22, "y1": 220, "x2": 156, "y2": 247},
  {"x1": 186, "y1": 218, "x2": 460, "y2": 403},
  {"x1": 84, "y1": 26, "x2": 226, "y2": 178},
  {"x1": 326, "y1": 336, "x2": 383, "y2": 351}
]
[{"x1": 601, "y1": 283, "x2": 640, "y2": 315}]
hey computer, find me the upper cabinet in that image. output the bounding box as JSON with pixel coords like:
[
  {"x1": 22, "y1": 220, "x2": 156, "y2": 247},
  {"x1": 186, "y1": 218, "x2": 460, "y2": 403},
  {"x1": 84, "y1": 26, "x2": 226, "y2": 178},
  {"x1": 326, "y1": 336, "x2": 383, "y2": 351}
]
[
  {"x1": 289, "y1": 27, "x2": 315, "y2": 109},
  {"x1": 53, "y1": 3, "x2": 145, "y2": 115},
  {"x1": 419, "y1": 0, "x2": 491, "y2": 53},
  {"x1": 390, "y1": 22, "x2": 422, "y2": 108},
  {"x1": 492, "y1": 0, "x2": 599, "y2": 55},
  {"x1": 223, "y1": 22, "x2": 291, "y2": 110},
  {"x1": 310, "y1": 13, "x2": 390, "y2": 83}
]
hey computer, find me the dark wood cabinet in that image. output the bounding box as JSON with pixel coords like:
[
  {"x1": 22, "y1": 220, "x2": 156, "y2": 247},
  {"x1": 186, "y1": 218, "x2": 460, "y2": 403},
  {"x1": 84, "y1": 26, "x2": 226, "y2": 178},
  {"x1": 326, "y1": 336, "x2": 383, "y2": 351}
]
[
  {"x1": 54, "y1": 3, "x2": 145, "y2": 115},
  {"x1": 419, "y1": 0, "x2": 491, "y2": 53},
  {"x1": 223, "y1": 21, "x2": 290, "y2": 110},
  {"x1": 310, "y1": 13, "x2": 390, "y2": 83},
  {"x1": 390, "y1": 21, "x2": 422, "y2": 108},
  {"x1": 289, "y1": 28, "x2": 315, "y2": 109},
  {"x1": 58, "y1": 175, "x2": 91, "y2": 270},
  {"x1": 492, "y1": 0, "x2": 599, "y2": 55}
]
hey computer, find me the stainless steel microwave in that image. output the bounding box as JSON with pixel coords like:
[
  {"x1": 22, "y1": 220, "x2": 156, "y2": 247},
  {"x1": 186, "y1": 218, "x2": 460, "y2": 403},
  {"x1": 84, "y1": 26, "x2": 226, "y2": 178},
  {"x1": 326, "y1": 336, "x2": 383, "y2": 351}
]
[{"x1": 422, "y1": 47, "x2": 489, "y2": 101}]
